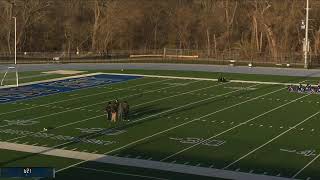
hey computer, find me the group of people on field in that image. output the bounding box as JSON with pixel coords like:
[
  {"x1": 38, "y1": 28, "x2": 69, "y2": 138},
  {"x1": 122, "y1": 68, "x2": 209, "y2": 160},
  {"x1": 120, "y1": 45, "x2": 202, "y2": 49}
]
[
  {"x1": 288, "y1": 82, "x2": 320, "y2": 94},
  {"x1": 105, "y1": 99, "x2": 130, "y2": 122}
]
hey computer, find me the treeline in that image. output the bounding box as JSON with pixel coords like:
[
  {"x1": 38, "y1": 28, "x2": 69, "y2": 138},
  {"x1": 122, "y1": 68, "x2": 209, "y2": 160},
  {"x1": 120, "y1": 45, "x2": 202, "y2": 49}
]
[{"x1": 1, "y1": 0, "x2": 320, "y2": 60}]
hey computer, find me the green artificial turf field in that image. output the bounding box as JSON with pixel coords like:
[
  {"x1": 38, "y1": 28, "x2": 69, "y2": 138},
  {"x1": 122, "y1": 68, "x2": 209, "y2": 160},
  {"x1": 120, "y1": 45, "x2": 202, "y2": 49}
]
[{"x1": 0, "y1": 69, "x2": 320, "y2": 180}]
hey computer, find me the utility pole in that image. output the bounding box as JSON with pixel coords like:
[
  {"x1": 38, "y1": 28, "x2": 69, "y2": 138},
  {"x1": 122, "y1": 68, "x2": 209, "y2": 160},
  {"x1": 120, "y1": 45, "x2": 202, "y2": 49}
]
[
  {"x1": 13, "y1": 16, "x2": 18, "y2": 87},
  {"x1": 304, "y1": 0, "x2": 310, "y2": 69}
]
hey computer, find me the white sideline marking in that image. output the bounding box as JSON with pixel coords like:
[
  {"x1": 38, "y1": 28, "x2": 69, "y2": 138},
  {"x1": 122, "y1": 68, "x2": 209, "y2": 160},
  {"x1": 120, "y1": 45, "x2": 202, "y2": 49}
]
[
  {"x1": 0, "y1": 142, "x2": 293, "y2": 180},
  {"x1": 161, "y1": 93, "x2": 309, "y2": 162},
  {"x1": 0, "y1": 72, "x2": 103, "y2": 90},
  {"x1": 224, "y1": 110, "x2": 320, "y2": 170},
  {"x1": 102, "y1": 73, "x2": 304, "y2": 86},
  {"x1": 74, "y1": 167, "x2": 168, "y2": 180},
  {"x1": 4, "y1": 79, "x2": 229, "y2": 142},
  {"x1": 2, "y1": 81, "x2": 287, "y2": 176}
]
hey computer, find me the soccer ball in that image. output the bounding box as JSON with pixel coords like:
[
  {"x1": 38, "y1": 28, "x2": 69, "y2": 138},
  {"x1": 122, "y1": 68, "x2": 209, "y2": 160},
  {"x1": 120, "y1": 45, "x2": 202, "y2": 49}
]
[
  {"x1": 121, "y1": 69, "x2": 124, "y2": 71},
  {"x1": 43, "y1": 128, "x2": 47, "y2": 131}
]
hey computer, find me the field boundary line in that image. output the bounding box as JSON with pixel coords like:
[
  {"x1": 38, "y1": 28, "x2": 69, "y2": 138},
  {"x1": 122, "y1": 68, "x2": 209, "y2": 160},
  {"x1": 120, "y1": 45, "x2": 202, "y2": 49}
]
[
  {"x1": 162, "y1": 94, "x2": 310, "y2": 162},
  {"x1": 102, "y1": 72, "x2": 304, "y2": 86},
  {"x1": 0, "y1": 72, "x2": 104, "y2": 90},
  {"x1": 223, "y1": 109, "x2": 319, "y2": 169},
  {"x1": 0, "y1": 78, "x2": 171, "y2": 116},
  {"x1": 0, "y1": 141, "x2": 294, "y2": 180},
  {"x1": 75, "y1": 167, "x2": 168, "y2": 180}
]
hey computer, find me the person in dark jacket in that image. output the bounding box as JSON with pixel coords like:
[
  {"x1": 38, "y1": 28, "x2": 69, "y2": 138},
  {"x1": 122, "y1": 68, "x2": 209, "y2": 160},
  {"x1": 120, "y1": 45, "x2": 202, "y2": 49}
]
[
  {"x1": 105, "y1": 102, "x2": 112, "y2": 120},
  {"x1": 122, "y1": 101, "x2": 130, "y2": 121}
]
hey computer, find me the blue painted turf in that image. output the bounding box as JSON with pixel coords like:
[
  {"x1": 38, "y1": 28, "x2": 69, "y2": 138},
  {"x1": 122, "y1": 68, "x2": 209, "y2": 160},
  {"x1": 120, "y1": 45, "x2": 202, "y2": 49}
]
[{"x1": 0, "y1": 74, "x2": 142, "y2": 103}]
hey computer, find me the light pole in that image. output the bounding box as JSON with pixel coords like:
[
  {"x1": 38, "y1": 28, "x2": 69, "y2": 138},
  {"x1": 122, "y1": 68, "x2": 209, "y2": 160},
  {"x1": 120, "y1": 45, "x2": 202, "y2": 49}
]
[
  {"x1": 13, "y1": 16, "x2": 18, "y2": 87},
  {"x1": 304, "y1": 0, "x2": 310, "y2": 69}
]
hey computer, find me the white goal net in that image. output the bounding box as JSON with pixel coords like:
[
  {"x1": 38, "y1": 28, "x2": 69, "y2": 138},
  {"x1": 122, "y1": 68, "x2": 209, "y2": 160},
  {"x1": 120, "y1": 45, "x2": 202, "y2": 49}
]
[{"x1": 0, "y1": 64, "x2": 18, "y2": 87}]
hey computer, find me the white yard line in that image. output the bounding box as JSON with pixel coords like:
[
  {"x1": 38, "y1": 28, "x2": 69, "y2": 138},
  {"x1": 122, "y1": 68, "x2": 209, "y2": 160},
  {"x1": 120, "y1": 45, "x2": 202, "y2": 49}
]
[
  {"x1": 0, "y1": 78, "x2": 170, "y2": 116},
  {"x1": 292, "y1": 153, "x2": 320, "y2": 178},
  {"x1": 0, "y1": 84, "x2": 298, "y2": 180},
  {"x1": 56, "y1": 84, "x2": 287, "y2": 172},
  {"x1": 4, "y1": 80, "x2": 229, "y2": 142},
  {"x1": 161, "y1": 93, "x2": 310, "y2": 162},
  {"x1": 4, "y1": 82, "x2": 259, "y2": 157},
  {"x1": 0, "y1": 79, "x2": 184, "y2": 129},
  {"x1": 223, "y1": 110, "x2": 319, "y2": 170},
  {"x1": 74, "y1": 167, "x2": 168, "y2": 180},
  {"x1": 102, "y1": 72, "x2": 306, "y2": 86}
]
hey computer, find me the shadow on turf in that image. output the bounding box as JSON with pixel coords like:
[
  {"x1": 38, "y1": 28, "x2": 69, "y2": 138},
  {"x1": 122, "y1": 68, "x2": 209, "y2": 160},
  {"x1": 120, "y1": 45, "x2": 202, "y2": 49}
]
[
  {"x1": 0, "y1": 105, "x2": 170, "y2": 166},
  {"x1": 0, "y1": 74, "x2": 315, "y2": 171}
]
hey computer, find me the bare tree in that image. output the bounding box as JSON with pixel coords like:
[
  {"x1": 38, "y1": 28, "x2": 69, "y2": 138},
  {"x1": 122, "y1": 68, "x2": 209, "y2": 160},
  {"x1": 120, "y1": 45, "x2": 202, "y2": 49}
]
[{"x1": 0, "y1": 0, "x2": 14, "y2": 53}]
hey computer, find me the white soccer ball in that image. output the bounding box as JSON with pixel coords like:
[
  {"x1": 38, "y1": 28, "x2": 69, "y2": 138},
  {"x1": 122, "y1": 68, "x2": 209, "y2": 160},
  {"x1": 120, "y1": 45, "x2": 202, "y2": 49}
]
[
  {"x1": 43, "y1": 128, "x2": 47, "y2": 131},
  {"x1": 121, "y1": 69, "x2": 124, "y2": 71}
]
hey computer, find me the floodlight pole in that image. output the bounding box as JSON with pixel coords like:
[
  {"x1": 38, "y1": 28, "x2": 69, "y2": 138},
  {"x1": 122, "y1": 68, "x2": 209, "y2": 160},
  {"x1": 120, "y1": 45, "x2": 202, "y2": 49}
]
[
  {"x1": 13, "y1": 16, "x2": 18, "y2": 87},
  {"x1": 304, "y1": 0, "x2": 310, "y2": 69}
]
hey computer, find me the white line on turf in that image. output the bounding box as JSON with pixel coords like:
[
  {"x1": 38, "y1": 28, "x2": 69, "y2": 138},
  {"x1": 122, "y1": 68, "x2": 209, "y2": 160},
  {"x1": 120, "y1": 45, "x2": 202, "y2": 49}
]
[
  {"x1": 223, "y1": 110, "x2": 320, "y2": 170},
  {"x1": 74, "y1": 167, "x2": 168, "y2": 180},
  {"x1": 292, "y1": 145, "x2": 320, "y2": 178},
  {"x1": 0, "y1": 73, "x2": 103, "y2": 90},
  {"x1": 101, "y1": 73, "x2": 306, "y2": 86},
  {"x1": 43, "y1": 83, "x2": 263, "y2": 173},
  {"x1": 8, "y1": 85, "x2": 292, "y2": 176},
  {"x1": 161, "y1": 93, "x2": 310, "y2": 162},
  {"x1": 4, "y1": 79, "x2": 229, "y2": 142},
  {"x1": 0, "y1": 79, "x2": 194, "y2": 129},
  {"x1": 0, "y1": 78, "x2": 171, "y2": 116},
  {"x1": 103, "y1": 84, "x2": 283, "y2": 158}
]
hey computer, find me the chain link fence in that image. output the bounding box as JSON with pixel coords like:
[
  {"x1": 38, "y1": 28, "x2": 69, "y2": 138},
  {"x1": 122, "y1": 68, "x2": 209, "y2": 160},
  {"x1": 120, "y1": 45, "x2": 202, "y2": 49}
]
[{"x1": 0, "y1": 49, "x2": 318, "y2": 68}]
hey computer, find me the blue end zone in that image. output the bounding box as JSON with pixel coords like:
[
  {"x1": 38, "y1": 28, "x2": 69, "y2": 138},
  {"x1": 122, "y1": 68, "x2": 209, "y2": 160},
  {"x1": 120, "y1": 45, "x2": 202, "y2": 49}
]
[{"x1": 0, "y1": 74, "x2": 142, "y2": 104}]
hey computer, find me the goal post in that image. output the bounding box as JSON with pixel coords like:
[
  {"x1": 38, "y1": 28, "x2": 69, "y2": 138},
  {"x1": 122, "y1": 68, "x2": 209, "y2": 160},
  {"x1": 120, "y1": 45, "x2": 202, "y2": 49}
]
[
  {"x1": 163, "y1": 48, "x2": 199, "y2": 59},
  {"x1": 1, "y1": 17, "x2": 19, "y2": 88},
  {"x1": 0, "y1": 65, "x2": 18, "y2": 87}
]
